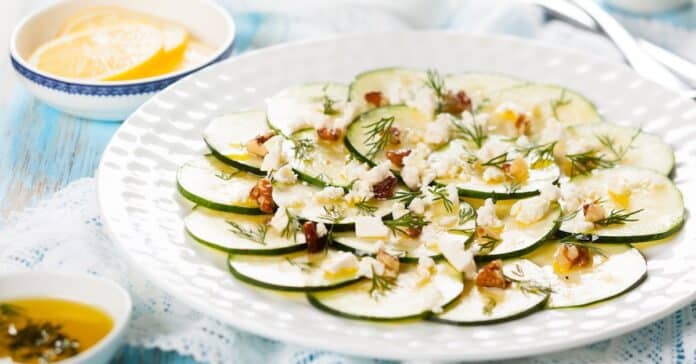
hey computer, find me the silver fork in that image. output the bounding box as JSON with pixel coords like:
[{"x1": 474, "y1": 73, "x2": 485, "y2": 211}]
[{"x1": 529, "y1": 0, "x2": 696, "y2": 98}]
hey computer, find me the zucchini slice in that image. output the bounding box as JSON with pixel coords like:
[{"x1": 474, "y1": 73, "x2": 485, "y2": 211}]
[
  {"x1": 348, "y1": 67, "x2": 426, "y2": 111},
  {"x1": 307, "y1": 262, "x2": 463, "y2": 321},
  {"x1": 177, "y1": 155, "x2": 263, "y2": 214},
  {"x1": 185, "y1": 206, "x2": 306, "y2": 255},
  {"x1": 475, "y1": 203, "x2": 561, "y2": 261},
  {"x1": 228, "y1": 250, "x2": 362, "y2": 291},
  {"x1": 272, "y1": 183, "x2": 397, "y2": 230},
  {"x1": 333, "y1": 201, "x2": 477, "y2": 262},
  {"x1": 444, "y1": 72, "x2": 524, "y2": 109},
  {"x1": 564, "y1": 122, "x2": 675, "y2": 176},
  {"x1": 203, "y1": 111, "x2": 268, "y2": 175},
  {"x1": 559, "y1": 167, "x2": 685, "y2": 242},
  {"x1": 345, "y1": 105, "x2": 430, "y2": 166},
  {"x1": 431, "y1": 139, "x2": 561, "y2": 199},
  {"x1": 289, "y1": 129, "x2": 353, "y2": 187},
  {"x1": 431, "y1": 259, "x2": 548, "y2": 325},
  {"x1": 512, "y1": 242, "x2": 647, "y2": 308},
  {"x1": 266, "y1": 82, "x2": 349, "y2": 136},
  {"x1": 484, "y1": 84, "x2": 602, "y2": 127}
]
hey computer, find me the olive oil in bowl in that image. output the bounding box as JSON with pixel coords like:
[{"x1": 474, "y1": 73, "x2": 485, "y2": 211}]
[{"x1": 0, "y1": 298, "x2": 113, "y2": 363}]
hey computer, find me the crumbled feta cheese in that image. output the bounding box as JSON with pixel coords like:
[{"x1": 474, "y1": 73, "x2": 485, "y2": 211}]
[
  {"x1": 269, "y1": 208, "x2": 289, "y2": 232},
  {"x1": 304, "y1": 108, "x2": 331, "y2": 130},
  {"x1": 539, "y1": 118, "x2": 565, "y2": 144},
  {"x1": 227, "y1": 185, "x2": 251, "y2": 204},
  {"x1": 401, "y1": 143, "x2": 435, "y2": 190},
  {"x1": 439, "y1": 237, "x2": 477, "y2": 279},
  {"x1": 421, "y1": 286, "x2": 444, "y2": 313},
  {"x1": 431, "y1": 153, "x2": 461, "y2": 179},
  {"x1": 445, "y1": 184, "x2": 459, "y2": 206},
  {"x1": 417, "y1": 256, "x2": 436, "y2": 275},
  {"x1": 437, "y1": 215, "x2": 459, "y2": 227},
  {"x1": 482, "y1": 166, "x2": 505, "y2": 183},
  {"x1": 510, "y1": 197, "x2": 550, "y2": 224},
  {"x1": 516, "y1": 135, "x2": 532, "y2": 147},
  {"x1": 406, "y1": 87, "x2": 438, "y2": 116},
  {"x1": 343, "y1": 160, "x2": 370, "y2": 182},
  {"x1": 315, "y1": 186, "x2": 345, "y2": 203},
  {"x1": 560, "y1": 183, "x2": 584, "y2": 213},
  {"x1": 476, "y1": 138, "x2": 510, "y2": 162},
  {"x1": 358, "y1": 257, "x2": 385, "y2": 278},
  {"x1": 260, "y1": 135, "x2": 286, "y2": 172},
  {"x1": 477, "y1": 198, "x2": 503, "y2": 228},
  {"x1": 273, "y1": 165, "x2": 297, "y2": 184},
  {"x1": 408, "y1": 197, "x2": 427, "y2": 215},
  {"x1": 345, "y1": 179, "x2": 374, "y2": 204},
  {"x1": 364, "y1": 162, "x2": 394, "y2": 186},
  {"x1": 570, "y1": 211, "x2": 595, "y2": 232},
  {"x1": 323, "y1": 252, "x2": 359, "y2": 275},
  {"x1": 424, "y1": 114, "x2": 452, "y2": 145},
  {"x1": 420, "y1": 225, "x2": 444, "y2": 249},
  {"x1": 391, "y1": 202, "x2": 409, "y2": 219},
  {"x1": 354, "y1": 216, "x2": 389, "y2": 238},
  {"x1": 332, "y1": 101, "x2": 358, "y2": 130},
  {"x1": 540, "y1": 183, "x2": 561, "y2": 202},
  {"x1": 316, "y1": 222, "x2": 328, "y2": 238}
]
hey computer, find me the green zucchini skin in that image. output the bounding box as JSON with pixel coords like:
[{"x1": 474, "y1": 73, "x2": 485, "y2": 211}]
[
  {"x1": 548, "y1": 270, "x2": 647, "y2": 310},
  {"x1": 558, "y1": 216, "x2": 685, "y2": 243},
  {"x1": 204, "y1": 138, "x2": 265, "y2": 176},
  {"x1": 228, "y1": 255, "x2": 363, "y2": 292},
  {"x1": 177, "y1": 181, "x2": 265, "y2": 215},
  {"x1": 428, "y1": 296, "x2": 548, "y2": 326},
  {"x1": 475, "y1": 219, "x2": 561, "y2": 263},
  {"x1": 329, "y1": 240, "x2": 446, "y2": 263},
  {"x1": 186, "y1": 228, "x2": 307, "y2": 255}
]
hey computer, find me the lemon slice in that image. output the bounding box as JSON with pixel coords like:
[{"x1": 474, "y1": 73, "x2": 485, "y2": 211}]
[
  {"x1": 59, "y1": 6, "x2": 189, "y2": 57},
  {"x1": 31, "y1": 24, "x2": 164, "y2": 81}
]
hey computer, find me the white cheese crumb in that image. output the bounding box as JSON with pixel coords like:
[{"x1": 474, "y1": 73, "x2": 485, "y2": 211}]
[
  {"x1": 332, "y1": 101, "x2": 358, "y2": 130},
  {"x1": 273, "y1": 164, "x2": 297, "y2": 184},
  {"x1": 439, "y1": 237, "x2": 477, "y2": 279},
  {"x1": 269, "y1": 208, "x2": 289, "y2": 232},
  {"x1": 424, "y1": 114, "x2": 452, "y2": 145},
  {"x1": 364, "y1": 161, "x2": 394, "y2": 186},
  {"x1": 315, "y1": 186, "x2": 345, "y2": 203},
  {"x1": 354, "y1": 216, "x2": 389, "y2": 238},
  {"x1": 540, "y1": 184, "x2": 561, "y2": 202},
  {"x1": 510, "y1": 197, "x2": 550, "y2": 225},
  {"x1": 401, "y1": 143, "x2": 435, "y2": 190},
  {"x1": 342, "y1": 160, "x2": 370, "y2": 182},
  {"x1": 477, "y1": 198, "x2": 503, "y2": 228},
  {"x1": 539, "y1": 118, "x2": 565, "y2": 144},
  {"x1": 408, "y1": 197, "x2": 427, "y2": 215},
  {"x1": 560, "y1": 182, "x2": 584, "y2": 213},
  {"x1": 445, "y1": 184, "x2": 459, "y2": 206},
  {"x1": 406, "y1": 87, "x2": 438, "y2": 116},
  {"x1": 260, "y1": 135, "x2": 286, "y2": 172},
  {"x1": 316, "y1": 222, "x2": 328, "y2": 238},
  {"x1": 476, "y1": 138, "x2": 510, "y2": 163},
  {"x1": 391, "y1": 202, "x2": 409, "y2": 219},
  {"x1": 482, "y1": 166, "x2": 505, "y2": 183},
  {"x1": 358, "y1": 257, "x2": 385, "y2": 278},
  {"x1": 322, "y1": 252, "x2": 359, "y2": 274}
]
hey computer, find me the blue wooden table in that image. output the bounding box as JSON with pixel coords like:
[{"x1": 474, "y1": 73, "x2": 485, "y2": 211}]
[{"x1": 1, "y1": 1, "x2": 694, "y2": 363}]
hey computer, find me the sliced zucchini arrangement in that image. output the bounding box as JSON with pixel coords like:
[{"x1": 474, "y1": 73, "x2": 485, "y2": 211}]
[{"x1": 176, "y1": 67, "x2": 684, "y2": 326}]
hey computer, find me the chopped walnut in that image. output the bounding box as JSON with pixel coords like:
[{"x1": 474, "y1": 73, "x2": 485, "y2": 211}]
[
  {"x1": 475, "y1": 260, "x2": 510, "y2": 289},
  {"x1": 502, "y1": 157, "x2": 529, "y2": 182},
  {"x1": 317, "y1": 127, "x2": 342, "y2": 141},
  {"x1": 303, "y1": 221, "x2": 327, "y2": 253},
  {"x1": 364, "y1": 91, "x2": 386, "y2": 107},
  {"x1": 246, "y1": 131, "x2": 275, "y2": 157},
  {"x1": 404, "y1": 227, "x2": 423, "y2": 238},
  {"x1": 583, "y1": 201, "x2": 606, "y2": 223},
  {"x1": 376, "y1": 249, "x2": 400, "y2": 278},
  {"x1": 554, "y1": 243, "x2": 593, "y2": 271},
  {"x1": 372, "y1": 176, "x2": 398, "y2": 199},
  {"x1": 515, "y1": 114, "x2": 531, "y2": 135},
  {"x1": 249, "y1": 178, "x2": 276, "y2": 213},
  {"x1": 441, "y1": 90, "x2": 472, "y2": 115},
  {"x1": 389, "y1": 127, "x2": 401, "y2": 145},
  {"x1": 385, "y1": 149, "x2": 411, "y2": 168}
]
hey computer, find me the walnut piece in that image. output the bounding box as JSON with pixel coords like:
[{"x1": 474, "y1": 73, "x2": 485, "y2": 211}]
[
  {"x1": 376, "y1": 249, "x2": 400, "y2": 278},
  {"x1": 389, "y1": 127, "x2": 401, "y2": 146},
  {"x1": 502, "y1": 157, "x2": 529, "y2": 182},
  {"x1": 583, "y1": 201, "x2": 606, "y2": 223},
  {"x1": 245, "y1": 131, "x2": 275, "y2": 157},
  {"x1": 475, "y1": 260, "x2": 510, "y2": 289},
  {"x1": 303, "y1": 221, "x2": 327, "y2": 253},
  {"x1": 441, "y1": 90, "x2": 472, "y2": 115},
  {"x1": 554, "y1": 243, "x2": 593, "y2": 270},
  {"x1": 317, "y1": 127, "x2": 342, "y2": 141},
  {"x1": 249, "y1": 178, "x2": 276, "y2": 213},
  {"x1": 386, "y1": 149, "x2": 411, "y2": 168},
  {"x1": 372, "y1": 176, "x2": 398, "y2": 199},
  {"x1": 364, "y1": 91, "x2": 386, "y2": 107}
]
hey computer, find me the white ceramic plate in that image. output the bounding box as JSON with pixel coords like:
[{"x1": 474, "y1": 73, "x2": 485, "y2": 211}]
[{"x1": 97, "y1": 32, "x2": 696, "y2": 361}]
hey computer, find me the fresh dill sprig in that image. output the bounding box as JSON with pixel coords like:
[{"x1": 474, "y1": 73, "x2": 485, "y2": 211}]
[
  {"x1": 517, "y1": 141, "x2": 557, "y2": 168},
  {"x1": 389, "y1": 190, "x2": 424, "y2": 205},
  {"x1": 559, "y1": 234, "x2": 606, "y2": 257},
  {"x1": 226, "y1": 221, "x2": 267, "y2": 245},
  {"x1": 319, "y1": 205, "x2": 346, "y2": 223},
  {"x1": 384, "y1": 212, "x2": 429, "y2": 236},
  {"x1": 555, "y1": 208, "x2": 580, "y2": 224},
  {"x1": 504, "y1": 182, "x2": 521, "y2": 194},
  {"x1": 595, "y1": 128, "x2": 641, "y2": 161},
  {"x1": 504, "y1": 265, "x2": 554, "y2": 296},
  {"x1": 321, "y1": 85, "x2": 340, "y2": 115},
  {"x1": 425, "y1": 69, "x2": 446, "y2": 99},
  {"x1": 286, "y1": 257, "x2": 317, "y2": 273},
  {"x1": 481, "y1": 152, "x2": 512, "y2": 170},
  {"x1": 280, "y1": 209, "x2": 301, "y2": 242},
  {"x1": 477, "y1": 235, "x2": 501, "y2": 255},
  {"x1": 293, "y1": 138, "x2": 315, "y2": 162},
  {"x1": 594, "y1": 208, "x2": 643, "y2": 226},
  {"x1": 430, "y1": 185, "x2": 455, "y2": 213},
  {"x1": 363, "y1": 116, "x2": 395, "y2": 160},
  {"x1": 565, "y1": 150, "x2": 615, "y2": 177},
  {"x1": 475, "y1": 97, "x2": 491, "y2": 114},
  {"x1": 355, "y1": 199, "x2": 378, "y2": 216},
  {"x1": 551, "y1": 89, "x2": 572, "y2": 120},
  {"x1": 458, "y1": 205, "x2": 476, "y2": 225},
  {"x1": 369, "y1": 266, "x2": 397, "y2": 300},
  {"x1": 450, "y1": 118, "x2": 487, "y2": 148},
  {"x1": 215, "y1": 170, "x2": 242, "y2": 181},
  {"x1": 482, "y1": 296, "x2": 497, "y2": 316}
]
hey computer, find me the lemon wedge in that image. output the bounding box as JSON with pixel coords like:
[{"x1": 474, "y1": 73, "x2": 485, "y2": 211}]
[
  {"x1": 31, "y1": 24, "x2": 165, "y2": 81},
  {"x1": 59, "y1": 7, "x2": 189, "y2": 58}
]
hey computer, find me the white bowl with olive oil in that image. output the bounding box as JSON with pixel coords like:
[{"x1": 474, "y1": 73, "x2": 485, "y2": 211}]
[{"x1": 0, "y1": 272, "x2": 132, "y2": 364}]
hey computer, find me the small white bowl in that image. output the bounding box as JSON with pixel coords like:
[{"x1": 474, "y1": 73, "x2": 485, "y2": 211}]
[
  {"x1": 10, "y1": 0, "x2": 236, "y2": 121},
  {"x1": 0, "y1": 271, "x2": 132, "y2": 364}
]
